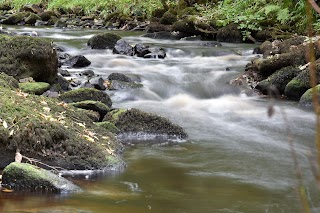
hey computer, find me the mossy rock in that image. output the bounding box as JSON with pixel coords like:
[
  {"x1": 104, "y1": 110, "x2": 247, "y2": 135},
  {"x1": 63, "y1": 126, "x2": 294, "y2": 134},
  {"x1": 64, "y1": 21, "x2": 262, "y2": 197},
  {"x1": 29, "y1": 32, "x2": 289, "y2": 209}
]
[
  {"x1": 59, "y1": 88, "x2": 112, "y2": 108},
  {"x1": 0, "y1": 35, "x2": 58, "y2": 84},
  {"x1": 2, "y1": 162, "x2": 81, "y2": 193},
  {"x1": 78, "y1": 109, "x2": 100, "y2": 122},
  {"x1": 2, "y1": 12, "x2": 28, "y2": 24},
  {"x1": 299, "y1": 85, "x2": 320, "y2": 107},
  {"x1": 19, "y1": 82, "x2": 50, "y2": 95},
  {"x1": 285, "y1": 64, "x2": 320, "y2": 100},
  {"x1": 96, "y1": 122, "x2": 119, "y2": 134},
  {"x1": 0, "y1": 73, "x2": 124, "y2": 170},
  {"x1": 104, "y1": 108, "x2": 188, "y2": 142},
  {"x1": 87, "y1": 33, "x2": 121, "y2": 49},
  {"x1": 160, "y1": 11, "x2": 177, "y2": 25},
  {"x1": 0, "y1": 72, "x2": 19, "y2": 89},
  {"x1": 216, "y1": 24, "x2": 242, "y2": 43},
  {"x1": 151, "y1": 8, "x2": 166, "y2": 18},
  {"x1": 172, "y1": 20, "x2": 197, "y2": 36},
  {"x1": 255, "y1": 66, "x2": 300, "y2": 95},
  {"x1": 71, "y1": 100, "x2": 110, "y2": 119},
  {"x1": 25, "y1": 13, "x2": 42, "y2": 25}
]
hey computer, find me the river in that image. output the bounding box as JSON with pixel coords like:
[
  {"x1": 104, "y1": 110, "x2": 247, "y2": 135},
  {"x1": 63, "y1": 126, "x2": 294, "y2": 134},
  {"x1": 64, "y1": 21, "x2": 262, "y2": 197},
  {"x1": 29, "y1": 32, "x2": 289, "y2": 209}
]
[{"x1": 0, "y1": 26, "x2": 319, "y2": 213}]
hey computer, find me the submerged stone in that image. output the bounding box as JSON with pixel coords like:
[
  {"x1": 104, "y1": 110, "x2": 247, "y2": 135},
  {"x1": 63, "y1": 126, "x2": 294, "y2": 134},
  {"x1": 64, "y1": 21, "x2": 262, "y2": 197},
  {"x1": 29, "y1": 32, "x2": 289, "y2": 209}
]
[{"x1": 2, "y1": 162, "x2": 81, "y2": 193}]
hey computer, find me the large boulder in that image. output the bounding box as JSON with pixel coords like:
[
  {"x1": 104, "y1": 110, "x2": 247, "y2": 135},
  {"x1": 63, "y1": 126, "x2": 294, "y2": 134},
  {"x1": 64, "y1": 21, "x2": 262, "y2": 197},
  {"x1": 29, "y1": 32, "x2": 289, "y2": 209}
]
[
  {"x1": 0, "y1": 73, "x2": 123, "y2": 170},
  {"x1": 63, "y1": 55, "x2": 91, "y2": 68},
  {"x1": 103, "y1": 108, "x2": 188, "y2": 142},
  {"x1": 19, "y1": 82, "x2": 50, "y2": 95},
  {"x1": 59, "y1": 88, "x2": 112, "y2": 107},
  {"x1": 2, "y1": 162, "x2": 81, "y2": 193},
  {"x1": 255, "y1": 66, "x2": 300, "y2": 95},
  {"x1": 1, "y1": 12, "x2": 28, "y2": 25},
  {"x1": 0, "y1": 35, "x2": 58, "y2": 83},
  {"x1": 87, "y1": 33, "x2": 121, "y2": 49},
  {"x1": 216, "y1": 24, "x2": 242, "y2": 43}
]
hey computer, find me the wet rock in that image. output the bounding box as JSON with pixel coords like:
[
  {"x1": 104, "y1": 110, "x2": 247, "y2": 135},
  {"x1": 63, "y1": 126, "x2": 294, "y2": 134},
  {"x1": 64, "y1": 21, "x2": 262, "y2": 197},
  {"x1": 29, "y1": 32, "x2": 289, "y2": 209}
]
[
  {"x1": 109, "y1": 80, "x2": 143, "y2": 90},
  {"x1": 0, "y1": 35, "x2": 58, "y2": 83},
  {"x1": 80, "y1": 70, "x2": 95, "y2": 78},
  {"x1": 113, "y1": 39, "x2": 134, "y2": 56},
  {"x1": 108, "y1": 73, "x2": 133, "y2": 82},
  {"x1": 25, "y1": 13, "x2": 41, "y2": 25},
  {"x1": 34, "y1": 20, "x2": 47, "y2": 26},
  {"x1": 1, "y1": 12, "x2": 28, "y2": 25},
  {"x1": 216, "y1": 24, "x2": 242, "y2": 43},
  {"x1": 134, "y1": 43, "x2": 151, "y2": 57},
  {"x1": 172, "y1": 20, "x2": 197, "y2": 37},
  {"x1": 181, "y1": 35, "x2": 202, "y2": 41},
  {"x1": 2, "y1": 162, "x2": 81, "y2": 193},
  {"x1": 71, "y1": 100, "x2": 110, "y2": 119},
  {"x1": 64, "y1": 55, "x2": 91, "y2": 68},
  {"x1": 199, "y1": 41, "x2": 222, "y2": 47},
  {"x1": 103, "y1": 108, "x2": 188, "y2": 142},
  {"x1": 255, "y1": 66, "x2": 301, "y2": 95},
  {"x1": 87, "y1": 32, "x2": 121, "y2": 49},
  {"x1": 19, "y1": 82, "x2": 50, "y2": 95},
  {"x1": 39, "y1": 10, "x2": 57, "y2": 22},
  {"x1": 54, "y1": 19, "x2": 67, "y2": 28},
  {"x1": 284, "y1": 66, "x2": 320, "y2": 100},
  {"x1": 144, "y1": 47, "x2": 166, "y2": 59},
  {"x1": 59, "y1": 88, "x2": 112, "y2": 107},
  {"x1": 58, "y1": 68, "x2": 71, "y2": 77},
  {"x1": 89, "y1": 77, "x2": 106, "y2": 90},
  {"x1": 57, "y1": 75, "x2": 71, "y2": 91}
]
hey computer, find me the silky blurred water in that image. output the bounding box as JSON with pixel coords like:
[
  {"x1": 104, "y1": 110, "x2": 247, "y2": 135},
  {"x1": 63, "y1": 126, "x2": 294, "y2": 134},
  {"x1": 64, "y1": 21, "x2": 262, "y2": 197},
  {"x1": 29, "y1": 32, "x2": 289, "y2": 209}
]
[{"x1": 1, "y1": 26, "x2": 319, "y2": 213}]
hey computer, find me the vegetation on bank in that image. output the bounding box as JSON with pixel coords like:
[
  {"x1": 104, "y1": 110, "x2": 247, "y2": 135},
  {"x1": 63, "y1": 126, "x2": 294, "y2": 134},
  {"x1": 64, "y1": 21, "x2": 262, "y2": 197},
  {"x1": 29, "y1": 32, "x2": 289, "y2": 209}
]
[{"x1": 0, "y1": 0, "x2": 319, "y2": 36}]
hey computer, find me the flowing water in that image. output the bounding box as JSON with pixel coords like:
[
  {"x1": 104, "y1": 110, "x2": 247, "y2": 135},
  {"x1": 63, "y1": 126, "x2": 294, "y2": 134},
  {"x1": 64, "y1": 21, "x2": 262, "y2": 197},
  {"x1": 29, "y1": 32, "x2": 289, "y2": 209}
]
[{"x1": 1, "y1": 27, "x2": 319, "y2": 213}]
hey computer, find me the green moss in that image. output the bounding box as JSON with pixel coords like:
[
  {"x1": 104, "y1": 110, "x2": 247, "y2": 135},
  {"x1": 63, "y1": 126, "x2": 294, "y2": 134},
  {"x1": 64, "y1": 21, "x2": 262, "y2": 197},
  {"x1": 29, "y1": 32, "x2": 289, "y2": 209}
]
[
  {"x1": 59, "y1": 88, "x2": 112, "y2": 107},
  {"x1": 2, "y1": 162, "x2": 81, "y2": 192},
  {"x1": 19, "y1": 82, "x2": 50, "y2": 95},
  {"x1": 299, "y1": 85, "x2": 320, "y2": 107},
  {"x1": 71, "y1": 100, "x2": 110, "y2": 119},
  {"x1": 96, "y1": 121, "x2": 119, "y2": 134},
  {"x1": 106, "y1": 109, "x2": 127, "y2": 123},
  {"x1": 0, "y1": 73, "x2": 123, "y2": 170},
  {"x1": 0, "y1": 35, "x2": 58, "y2": 83}
]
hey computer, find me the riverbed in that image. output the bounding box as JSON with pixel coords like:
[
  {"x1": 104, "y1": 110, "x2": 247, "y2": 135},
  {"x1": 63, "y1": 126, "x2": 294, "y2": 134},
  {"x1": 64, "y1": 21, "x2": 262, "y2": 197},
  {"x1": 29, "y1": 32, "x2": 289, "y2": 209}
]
[{"x1": 0, "y1": 26, "x2": 319, "y2": 213}]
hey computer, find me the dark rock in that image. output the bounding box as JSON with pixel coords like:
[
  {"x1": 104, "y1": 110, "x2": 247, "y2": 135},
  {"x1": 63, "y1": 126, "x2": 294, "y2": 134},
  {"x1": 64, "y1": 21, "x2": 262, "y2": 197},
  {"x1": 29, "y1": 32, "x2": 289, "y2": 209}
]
[
  {"x1": 108, "y1": 73, "x2": 132, "y2": 82},
  {"x1": 0, "y1": 35, "x2": 58, "y2": 84},
  {"x1": 25, "y1": 13, "x2": 42, "y2": 25},
  {"x1": 255, "y1": 66, "x2": 300, "y2": 95},
  {"x1": 160, "y1": 11, "x2": 177, "y2": 25},
  {"x1": 255, "y1": 30, "x2": 272, "y2": 42},
  {"x1": 151, "y1": 8, "x2": 166, "y2": 19},
  {"x1": 21, "y1": 4, "x2": 43, "y2": 14},
  {"x1": 146, "y1": 22, "x2": 171, "y2": 33},
  {"x1": 2, "y1": 162, "x2": 81, "y2": 193},
  {"x1": 253, "y1": 47, "x2": 262, "y2": 54},
  {"x1": 57, "y1": 75, "x2": 71, "y2": 91},
  {"x1": 1, "y1": 12, "x2": 28, "y2": 25},
  {"x1": 142, "y1": 31, "x2": 181, "y2": 40},
  {"x1": 284, "y1": 64, "x2": 320, "y2": 100},
  {"x1": 54, "y1": 19, "x2": 67, "y2": 28},
  {"x1": 39, "y1": 10, "x2": 57, "y2": 22},
  {"x1": 80, "y1": 81, "x2": 94, "y2": 89},
  {"x1": 113, "y1": 39, "x2": 134, "y2": 56},
  {"x1": 89, "y1": 77, "x2": 106, "y2": 90},
  {"x1": 81, "y1": 70, "x2": 95, "y2": 78},
  {"x1": 71, "y1": 100, "x2": 110, "y2": 119},
  {"x1": 64, "y1": 55, "x2": 91, "y2": 68},
  {"x1": 59, "y1": 88, "x2": 112, "y2": 107},
  {"x1": 134, "y1": 43, "x2": 151, "y2": 57},
  {"x1": 58, "y1": 68, "x2": 71, "y2": 77},
  {"x1": 144, "y1": 47, "x2": 166, "y2": 59},
  {"x1": 87, "y1": 32, "x2": 121, "y2": 49},
  {"x1": 172, "y1": 20, "x2": 197, "y2": 36},
  {"x1": 216, "y1": 24, "x2": 242, "y2": 43},
  {"x1": 103, "y1": 108, "x2": 188, "y2": 142}
]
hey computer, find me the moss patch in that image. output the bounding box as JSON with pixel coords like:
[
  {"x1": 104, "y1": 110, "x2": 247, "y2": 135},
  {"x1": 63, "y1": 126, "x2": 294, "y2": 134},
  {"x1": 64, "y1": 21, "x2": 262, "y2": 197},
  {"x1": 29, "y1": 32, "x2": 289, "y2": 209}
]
[{"x1": 19, "y1": 82, "x2": 50, "y2": 95}]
